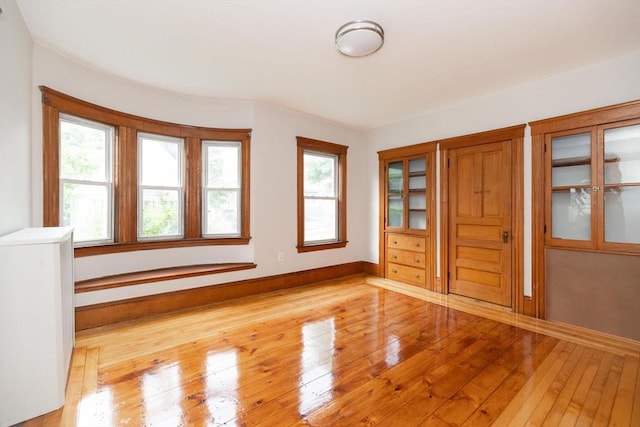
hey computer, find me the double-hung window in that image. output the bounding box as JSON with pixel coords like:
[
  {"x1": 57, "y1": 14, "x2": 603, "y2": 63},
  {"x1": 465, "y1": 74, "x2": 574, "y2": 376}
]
[
  {"x1": 138, "y1": 133, "x2": 184, "y2": 240},
  {"x1": 296, "y1": 136, "x2": 348, "y2": 252},
  {"x1": 203, "y1": 141, "x2": 241, "y2": 236},
  {"x1": 42, "y1": 86, "x2": 251, "y2": 256},
  {"x1": 59, "y1": 114, "x2": 114, "y2": 246}
]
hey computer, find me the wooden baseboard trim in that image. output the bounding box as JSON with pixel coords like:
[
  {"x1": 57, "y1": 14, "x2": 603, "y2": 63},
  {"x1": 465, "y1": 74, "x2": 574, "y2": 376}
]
[
  {"x1": 368, "y1": 276, "x2": 640, "y2": 357},
  {"x1": 75, "y1": 261, "x2": 365, "y2": 331},
  {"x1": 362, "y1": 261, "x2": 380, "y2": 276}
]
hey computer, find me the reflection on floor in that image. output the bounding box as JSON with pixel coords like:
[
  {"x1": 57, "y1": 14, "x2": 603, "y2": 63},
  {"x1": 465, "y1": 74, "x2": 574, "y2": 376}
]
[{"x1": 19, "y1": 275, "x2": 640, "y2": 426}]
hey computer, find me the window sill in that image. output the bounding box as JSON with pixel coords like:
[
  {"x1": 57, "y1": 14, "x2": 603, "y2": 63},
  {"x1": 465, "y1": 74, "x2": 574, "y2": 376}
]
[
  {"x1": 74, "y1": 237, "x2": 251, "y2": 257},
  {"x1": 297, "y1": 241, "x2": 348, "y2": 253},
  {"x1": 75, "y1": 262, "x2": 257, "y2": 293}
]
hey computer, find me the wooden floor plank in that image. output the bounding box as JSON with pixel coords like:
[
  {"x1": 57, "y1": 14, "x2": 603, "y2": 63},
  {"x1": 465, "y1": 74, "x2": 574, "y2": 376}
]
[
  {"x1": 523, "y1": 342, "x2": 582, "y2": 426},
  {"x1": 17, "y1": 275, "x2": 640, "y2": 427},
  {"x1": 608, "y1": 355, "x2": 640, "y2": 426},
  {"x1": 489, "y1": 340, "x2": 572, "y2": 426},
  {"x1": 574, "y1": 351, "x2": 614, "y2": 426}
]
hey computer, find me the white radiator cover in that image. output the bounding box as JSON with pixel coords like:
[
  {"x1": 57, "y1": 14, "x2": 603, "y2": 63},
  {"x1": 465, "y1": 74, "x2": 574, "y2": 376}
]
[{"x1": 0, "y1": 227, "x2": 74, "y2": 426}]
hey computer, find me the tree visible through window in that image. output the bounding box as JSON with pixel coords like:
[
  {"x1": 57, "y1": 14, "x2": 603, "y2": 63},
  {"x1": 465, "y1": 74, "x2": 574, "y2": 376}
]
[
  {"x1": 59, "y1": 114, "x2": 113, "y2": 245},
  {"x1": 296, "y1": 136, "x2": 348, "y2": 252},
  {"x1": 138, "y1": 133, "x2": 184, "y2": 239}
]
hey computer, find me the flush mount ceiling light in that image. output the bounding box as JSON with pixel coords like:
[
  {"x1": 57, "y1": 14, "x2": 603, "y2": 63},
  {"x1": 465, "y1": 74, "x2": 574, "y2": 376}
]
[{"x1": 335, "y1": 20, "x2": 384, "y2": 57}]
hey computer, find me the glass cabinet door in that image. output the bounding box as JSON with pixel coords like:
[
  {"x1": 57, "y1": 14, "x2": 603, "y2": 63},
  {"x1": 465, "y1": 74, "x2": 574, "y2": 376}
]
[
  {"x1": 603, "y1": 124, "x2": 640, "y2": 244},
  {"x1": 387, "y1": 161, "x2": 403, "y2": 228},
  {"x1": 408, "y1": 157, "x2": 427, "y2": 230},
  {"x1": 550, "y1": 132, "x2": 592, "y2": 241}
]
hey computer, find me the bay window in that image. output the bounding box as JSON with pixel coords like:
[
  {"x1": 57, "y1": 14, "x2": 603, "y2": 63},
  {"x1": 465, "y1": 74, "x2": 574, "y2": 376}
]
[{"x1": 41, "y1": 86, "x2": 251, "y2": 256}]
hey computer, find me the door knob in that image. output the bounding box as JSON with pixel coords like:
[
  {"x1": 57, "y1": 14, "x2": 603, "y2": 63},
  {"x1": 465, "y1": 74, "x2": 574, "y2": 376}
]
[{"x1": 502, "y1": 231, "x2": 509, "y2": 243}]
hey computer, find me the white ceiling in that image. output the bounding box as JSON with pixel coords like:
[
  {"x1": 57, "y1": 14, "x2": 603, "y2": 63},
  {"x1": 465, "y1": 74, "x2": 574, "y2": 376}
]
[{"x1": 16, "y1": 0, "x2": 640, "y2": 130}]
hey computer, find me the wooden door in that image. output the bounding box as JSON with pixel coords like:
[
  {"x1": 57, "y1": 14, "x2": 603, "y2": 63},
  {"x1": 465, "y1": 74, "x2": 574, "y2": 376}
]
[{"x1": 448, "y1": 141, "x2": 512, "y2": 306}]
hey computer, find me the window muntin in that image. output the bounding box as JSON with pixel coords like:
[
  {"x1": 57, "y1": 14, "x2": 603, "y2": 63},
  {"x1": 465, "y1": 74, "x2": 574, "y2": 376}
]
[
  {"x1": 296, "y1": 136, "x2": 347, "y2": 252},
  {"x1": 59, "y1": 114, "x2": 114, "y2": 245},
  {"x1": 303, "y1": 151, "x2": 338, "y2": 243},
  {"x1": 138, "y1": 133, "x2": 184, "y2": 240},
  {"x1": 203, "y1": 141, "x2": 241, "y2": 236}
]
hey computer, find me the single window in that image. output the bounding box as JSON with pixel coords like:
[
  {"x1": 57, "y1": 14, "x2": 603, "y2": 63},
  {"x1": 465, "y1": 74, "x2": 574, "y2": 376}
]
[
  {"x1": 138, "y1": 133, "x2": 184, "y2": 239},
  {"x1": 59, "y1": 114, "x2": 114, "y2": 246},
  {"x1": 296, "y1": 136, "x2": 348, "y2": 252},
  {"x1": 203, "y1": 141, "x2": 241, "y2": 236}
]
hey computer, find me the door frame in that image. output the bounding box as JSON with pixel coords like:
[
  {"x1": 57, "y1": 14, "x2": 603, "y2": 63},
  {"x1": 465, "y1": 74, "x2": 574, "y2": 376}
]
[{"x1": 439, "y1": 125, "x2": 526, "y2": 312}]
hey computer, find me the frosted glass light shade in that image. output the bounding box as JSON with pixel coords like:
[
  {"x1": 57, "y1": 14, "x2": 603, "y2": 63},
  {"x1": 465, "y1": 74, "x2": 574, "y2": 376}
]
[{"x1": 335, "y1": 20, "x2": 384, "y2": 57}]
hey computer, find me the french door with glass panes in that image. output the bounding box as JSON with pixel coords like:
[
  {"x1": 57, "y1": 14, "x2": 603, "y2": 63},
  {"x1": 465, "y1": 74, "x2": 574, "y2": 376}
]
[{"x1": 546, "y1": 119, "x2": 640, "y2": 253}]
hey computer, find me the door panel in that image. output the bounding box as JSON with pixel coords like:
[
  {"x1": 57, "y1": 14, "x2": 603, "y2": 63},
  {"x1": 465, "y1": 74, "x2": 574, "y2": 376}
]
[{"x1": 449, "y1": 141, "x2": 512, "y2": 306}]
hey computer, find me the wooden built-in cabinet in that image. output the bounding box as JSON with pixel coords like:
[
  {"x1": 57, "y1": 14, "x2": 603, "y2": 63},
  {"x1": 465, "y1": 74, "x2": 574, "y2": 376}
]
[
  {"x1": 379, "y1": 143, "x2": 436, "y2": 290},
  {"x1": 530, "y1": 99, "x2": 640, "y2": 320}
]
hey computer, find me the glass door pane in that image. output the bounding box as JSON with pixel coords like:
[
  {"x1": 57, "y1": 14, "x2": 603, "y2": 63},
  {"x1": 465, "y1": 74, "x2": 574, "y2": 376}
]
[
  {"x1": 408, "y1": 158, "x2": 426, "y2": 230},
  {"x1": 387, "y1": 161, "x2": 404, "y2": 228},
  {"x1": 551, "y1": 133, "x2": 591, "y2": 240},
  {"x1": 387, "y1": 195, "x2": 403, "y2": 228},
  {"x1": 604, "y1": 124, "x2": 640, "y2": 244},
  {"x1": 551, "y1": 133, "x2": 591, "y2": 186},
  {"x1": 551, "y1": 188, "x2": 591, "y2": 240},
  {"x1": 388, "y1": 161, "x2": 403, "y2": 191}
]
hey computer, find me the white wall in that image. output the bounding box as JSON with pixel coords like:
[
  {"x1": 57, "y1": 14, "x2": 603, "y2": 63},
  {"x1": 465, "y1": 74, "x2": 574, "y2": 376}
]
[
  {"x1": 31, "y1": 45, "x2": 367, "y2": 306},
  {"x1": 363, "y1": 51, "x2": 640, "y2": 296},
  {"x1": 25, "y1": 39, "x2": 640, "y2": 306},
  {"x1": 0, "y1": 0, "x2": 32, "y2": 236}
]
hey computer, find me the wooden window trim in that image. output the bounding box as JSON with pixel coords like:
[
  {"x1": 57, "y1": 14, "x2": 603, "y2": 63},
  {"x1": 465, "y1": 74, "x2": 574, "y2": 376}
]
[
  {"x1": 41, "y1": 86, "x2": 251, "y2": 257},
  {"x1": 296, "y1": 136, "x2": 348, "y2": 253},
  {"x1": 530, "y1": 100, "x2": 640, "y2": 319}
]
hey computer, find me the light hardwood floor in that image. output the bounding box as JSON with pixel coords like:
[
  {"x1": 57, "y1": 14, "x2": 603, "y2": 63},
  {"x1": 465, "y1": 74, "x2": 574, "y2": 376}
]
[{"x1": 20, "y1": 275, "x2": 640, "y2": 426}]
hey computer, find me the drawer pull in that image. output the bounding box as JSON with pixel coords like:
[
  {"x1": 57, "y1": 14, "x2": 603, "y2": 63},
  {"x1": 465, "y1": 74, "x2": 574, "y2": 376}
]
[
  {"x1": 392, "y1": 255, "x2": 397, "y2": 259},
  {"x1": 415, "y1": 243, "x2": 420, "y2": 247},
  {"x1": 392, "y1": 240, "x2": 398, "y2": 244},
  {"x1": 415, "y1": 258, "x2": 420, "y2": 263},
  {"x1": 392, "y1": 269, "x2": 398, "y2": 273},
  {"x1": 415, "y1": 274, "x2": 420, "y2": 278}
]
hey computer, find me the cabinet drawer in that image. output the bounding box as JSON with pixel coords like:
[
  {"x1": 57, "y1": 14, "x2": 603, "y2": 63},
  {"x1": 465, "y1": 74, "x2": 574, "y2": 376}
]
[
  {"x1": 387, "y1": 262, "x2": 426, "y2": 287},
  {"x1": 387, "y1": 233, "x2": 426, "y2": 252},
  {"x1": 388, "y1": 248, "x2": 425, "y2": 268}
]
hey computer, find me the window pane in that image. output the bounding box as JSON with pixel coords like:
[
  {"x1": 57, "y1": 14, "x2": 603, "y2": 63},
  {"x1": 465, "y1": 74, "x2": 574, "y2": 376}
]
[
  {"x1": 140, "y1": 189, "x2": 180, "y2": 237},
  {"x1": 605, "y1": 185, "x2": 640, "y2": 244},
  {"x1": 205, "y1": 190, "x2": 239, "y2": 235},
  {"x1": 140, "y1": 136, "x2": 181, "y2": 186},
  {"x1": 305, "y1": 198, "x2": 337, "y2": 242},
  {"x1": 62, "y1": 183, "x2": 109, "y2": 242},
  {"x1": 304, "y1": 153, "x2": 336, "y2": 197},
  {"x1": 604, "y1": 125, "x2": 640, "y2": 185},
  {"x1": 551, "y1": 133, "x2": 591, "y2": 186},
  {"x1": 551, "y1": 188, "x2": 591, "y2": 240},
  {"x1": 206, "y1": 144, "x2": 240, "y2": 188},
  {"x1": 60, "y1": 118, "x2": 109, "y2": 181}
]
